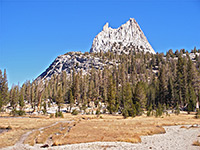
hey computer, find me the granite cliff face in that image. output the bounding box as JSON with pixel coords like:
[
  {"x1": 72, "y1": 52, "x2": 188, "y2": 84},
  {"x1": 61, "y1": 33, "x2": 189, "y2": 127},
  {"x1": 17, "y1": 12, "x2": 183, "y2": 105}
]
[
  {"x1": 36, "y1": 52, "x2": 120, "y2": 81},
  {"x1": 90, "y1": 18, "x2": 155, "y2": 54}
]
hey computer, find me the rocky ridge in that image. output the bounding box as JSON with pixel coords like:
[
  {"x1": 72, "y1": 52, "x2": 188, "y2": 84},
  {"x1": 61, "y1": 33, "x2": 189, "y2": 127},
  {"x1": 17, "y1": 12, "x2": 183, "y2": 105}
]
[
  {"x1": 36, "y1": 52, "x2": 119, "y2": 81},
  {"x1": 90, "y1": 18, "x2": 155, "y2": 54},
  {"x1": 36, "y1": 51, "x2": 199, "y2": 81}
]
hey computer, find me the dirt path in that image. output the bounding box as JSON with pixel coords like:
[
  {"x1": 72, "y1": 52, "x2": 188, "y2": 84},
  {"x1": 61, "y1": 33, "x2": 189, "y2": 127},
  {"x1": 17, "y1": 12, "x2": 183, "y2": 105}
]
[
  {"x1": 1, "y1": 120, "x2": 71, "y2": 150},
  {"x1": 17, "y1": 120, "x2": 71, "y2": 145}
]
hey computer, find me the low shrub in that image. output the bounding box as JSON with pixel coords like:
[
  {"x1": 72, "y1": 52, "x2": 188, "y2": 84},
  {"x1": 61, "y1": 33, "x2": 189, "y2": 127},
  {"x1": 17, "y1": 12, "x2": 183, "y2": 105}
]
[
  {"x1": 155, "y1": 103, "x2": 163, "y2": 117},
  {"x1": 195, "y1": 110, "x2": 200, "y2": 119},
  {"x1": 71, "y1": 109, "x2": 78, "y2": 115},
  {"x1": 18, "y1": 110, "x2": 26, "y2": 116},
  {"x1": 147, "y1": 104, "x2": 153, "y2": 117},
  {"x1": 155, "y1": 108, "x2": 162, "y2": 117},
  {"x1": 59, "y1": 112, "x2": 64, "y2": 118},
  {"x1": 55, "y1": 111, "x2": 64, "y2": 118},
  {"x1": 96, "y1": 109, "x2": 100, "y2": 115},
  {"x1": 10, "y1": 109, "x2": 26, "y2": 116},
  {"x1": 42, "y1": 109, "x2": 47, "y2": 115},
  {"x1": 50, "y1": 113, "x2": 54, "y2": 118},
  {"x1": 122, "y1": 109, "x2": 129, "y2": 119},
  {"x1": 147, "y1": 110, "x2": 151, "y2": 117},
  {"x1": 174, "y1": 103, "x2": 180, "y2": 115}
]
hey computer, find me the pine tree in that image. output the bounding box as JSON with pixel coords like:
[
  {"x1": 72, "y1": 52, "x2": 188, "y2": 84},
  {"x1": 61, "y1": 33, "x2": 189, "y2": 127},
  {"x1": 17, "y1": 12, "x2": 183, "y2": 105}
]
[
  {"x1": 103, "y1": 86, "x2": 108, "y2": 103},
  {"x1": 167, "y1": 77, "x2": 175, "y2": 106},
  {"x1": 187, "y1": 57, "x2": 193, "y2": 86},
  {"x1": 42, "y1": 82, "x2": 49, "y2": 104},
  {"x1": 19, "y1": 89, "x2": 25, "y2": 110},
  {"x1": 81, "y1": 76, "x2": 88, "y2": 104},
  {"x1": 181, "y1": 57, "x2": 188, "y2": 106},
  {"x1": 88, "y1": 79, "x2": 94, "y2": 102},
  {"x1": 10, "y1": 85, "x2": 19, "y2": 110},
  {"x1": 61, "y1": 71, "x2": 68, "y2": 102},
  {"x1": 31, "y1": 82, "x2": 36, "y2": 109},
  {"x1": 56, "y1": 86, "x2": 64, "y2": 112},
  {"x1": 107, "y1": 75, "x2": 116, "y2": 114},
  {"x1": 155, "y1": 103, "x2": 163, "y2": 117},
  {"x1": 68, "y1": 88, "x2": 74, "y2": 110},
  {"x1": 0, "y1": 70, "x2": 2, "y2": 110},
  {"x1": 0, "y1": 92, "x2": 2, "y2": 110},
  {"x1": 147, "y1": 103, "x2": 153, "y2": 116},
  {"x1": 158, "y1": 65, "x2": 167, "y2": 104},
  {"x1": 135, "y1": 101, "x2": 142, "y2": 116},
  {"x1": 72, "y1": 67, "x2": 76, "y2": 96},
  {"x1": 0, "y1": 69, "x2": 9, "y2": 106},
  {"x1": 188, "y1": 86, "x2": 196, "y2": 113},
  {"x1": 75, "y1": 74, "x2": 81, "y2": 104},
  {"x1": 82, "y1": 91, "x2": 87, "y2": 111},
  {"x1": 123, "y1": 82, "x2": 135, "y2": 117},
  {"x1": 122, "y1": 107, "x2": 129, "y2": 119},
  {"x1": 0, "y1": 69, "x2": 2, "y2": 84},
  {"x1": 175, "y1": 55, "x2": 188, "y2": 107},
  {"x1": 134, "y1": 81, "x2": 147, "y2": 109},
  {"x1": 175, "y1": 102, "x2": 180, "y2": 115},
  {"x1": 25, "y1": 80, "x2": 31, "y2": 103},
  {"x1": 36, "y1": 81, "x2": 43, "y2": 112}
]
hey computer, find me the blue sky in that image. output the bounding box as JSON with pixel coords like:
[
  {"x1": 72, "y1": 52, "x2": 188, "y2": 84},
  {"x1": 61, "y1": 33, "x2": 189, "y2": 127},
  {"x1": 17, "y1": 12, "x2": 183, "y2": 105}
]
[{"x1": 0, "y1": 0, "x2": 200, "y2": 88}]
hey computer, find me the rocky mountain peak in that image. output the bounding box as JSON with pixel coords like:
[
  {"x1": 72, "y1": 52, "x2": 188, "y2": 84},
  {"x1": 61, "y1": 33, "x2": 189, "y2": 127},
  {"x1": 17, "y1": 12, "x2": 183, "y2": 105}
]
[
  {"x1": 90, "y1": 18, "x2": 155, "y2": 54},
  {"x1": 36, "y1": 18, "x2": 157, "y2": 81}
]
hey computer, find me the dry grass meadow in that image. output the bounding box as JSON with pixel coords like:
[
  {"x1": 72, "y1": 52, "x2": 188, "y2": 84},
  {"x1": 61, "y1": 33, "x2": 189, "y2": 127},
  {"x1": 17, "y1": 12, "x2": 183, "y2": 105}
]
[
  {"x1": 0, "y1": 113, "x2": 200, "y2": 148},
  {"x1": 0, "y1": 114, "x2": 76, "y2": 148}
]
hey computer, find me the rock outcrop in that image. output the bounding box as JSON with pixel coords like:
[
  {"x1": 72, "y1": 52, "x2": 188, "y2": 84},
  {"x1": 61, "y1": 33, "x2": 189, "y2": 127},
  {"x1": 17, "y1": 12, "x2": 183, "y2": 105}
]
[
  {"x1": 90, "y1": 18, "x2": 155, "y2": 54},
  {"x1": 36, "y1": 52, "x2": 119, "y2": 81},
  {"x1": 36, "y1": 51, "x2": 199, "y2": 81}
]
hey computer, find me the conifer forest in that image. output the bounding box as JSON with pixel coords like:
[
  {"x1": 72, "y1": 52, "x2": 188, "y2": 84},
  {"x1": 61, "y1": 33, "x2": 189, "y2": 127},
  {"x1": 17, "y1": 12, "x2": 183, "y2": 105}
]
[{"x1": 0, "y1": 49, "x2": 200, "y2": 118}]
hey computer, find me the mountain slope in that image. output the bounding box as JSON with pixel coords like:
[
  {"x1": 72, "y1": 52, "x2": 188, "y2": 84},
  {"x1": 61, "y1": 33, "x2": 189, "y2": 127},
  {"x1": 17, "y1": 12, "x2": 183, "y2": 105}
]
[{"x1": 36, "y1": 52, "x2": 119, "y2": 81}]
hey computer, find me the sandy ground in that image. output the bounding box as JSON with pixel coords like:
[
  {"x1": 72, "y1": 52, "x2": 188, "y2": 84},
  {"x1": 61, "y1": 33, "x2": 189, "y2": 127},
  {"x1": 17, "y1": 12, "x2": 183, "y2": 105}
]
[
  {"x1": 135, "y1": 125, "x2": 200, "y2": 150},
  {"x1": 2, "y1": 125, "x2": 200, "y2": 150}
]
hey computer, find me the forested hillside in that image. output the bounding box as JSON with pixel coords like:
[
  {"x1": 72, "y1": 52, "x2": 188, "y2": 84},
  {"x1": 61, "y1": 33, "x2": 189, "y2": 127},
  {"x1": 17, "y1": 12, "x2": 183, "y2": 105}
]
[{"x1": 0, "y1": 48, "x2": 200, "y2": 117}]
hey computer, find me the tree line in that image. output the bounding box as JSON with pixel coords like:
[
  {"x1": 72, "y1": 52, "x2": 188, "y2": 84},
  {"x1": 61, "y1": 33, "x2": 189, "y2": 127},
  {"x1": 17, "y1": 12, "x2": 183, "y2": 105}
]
[{"x1": 0, "y1": 48, "x2": 200, "y2": 117}]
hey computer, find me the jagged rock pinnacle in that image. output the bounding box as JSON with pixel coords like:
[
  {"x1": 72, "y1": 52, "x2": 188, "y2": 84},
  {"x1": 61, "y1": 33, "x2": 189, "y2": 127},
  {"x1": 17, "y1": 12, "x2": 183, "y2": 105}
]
[{"x1": 90, "y1": 18, "x2": 155, "y2": 54}]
